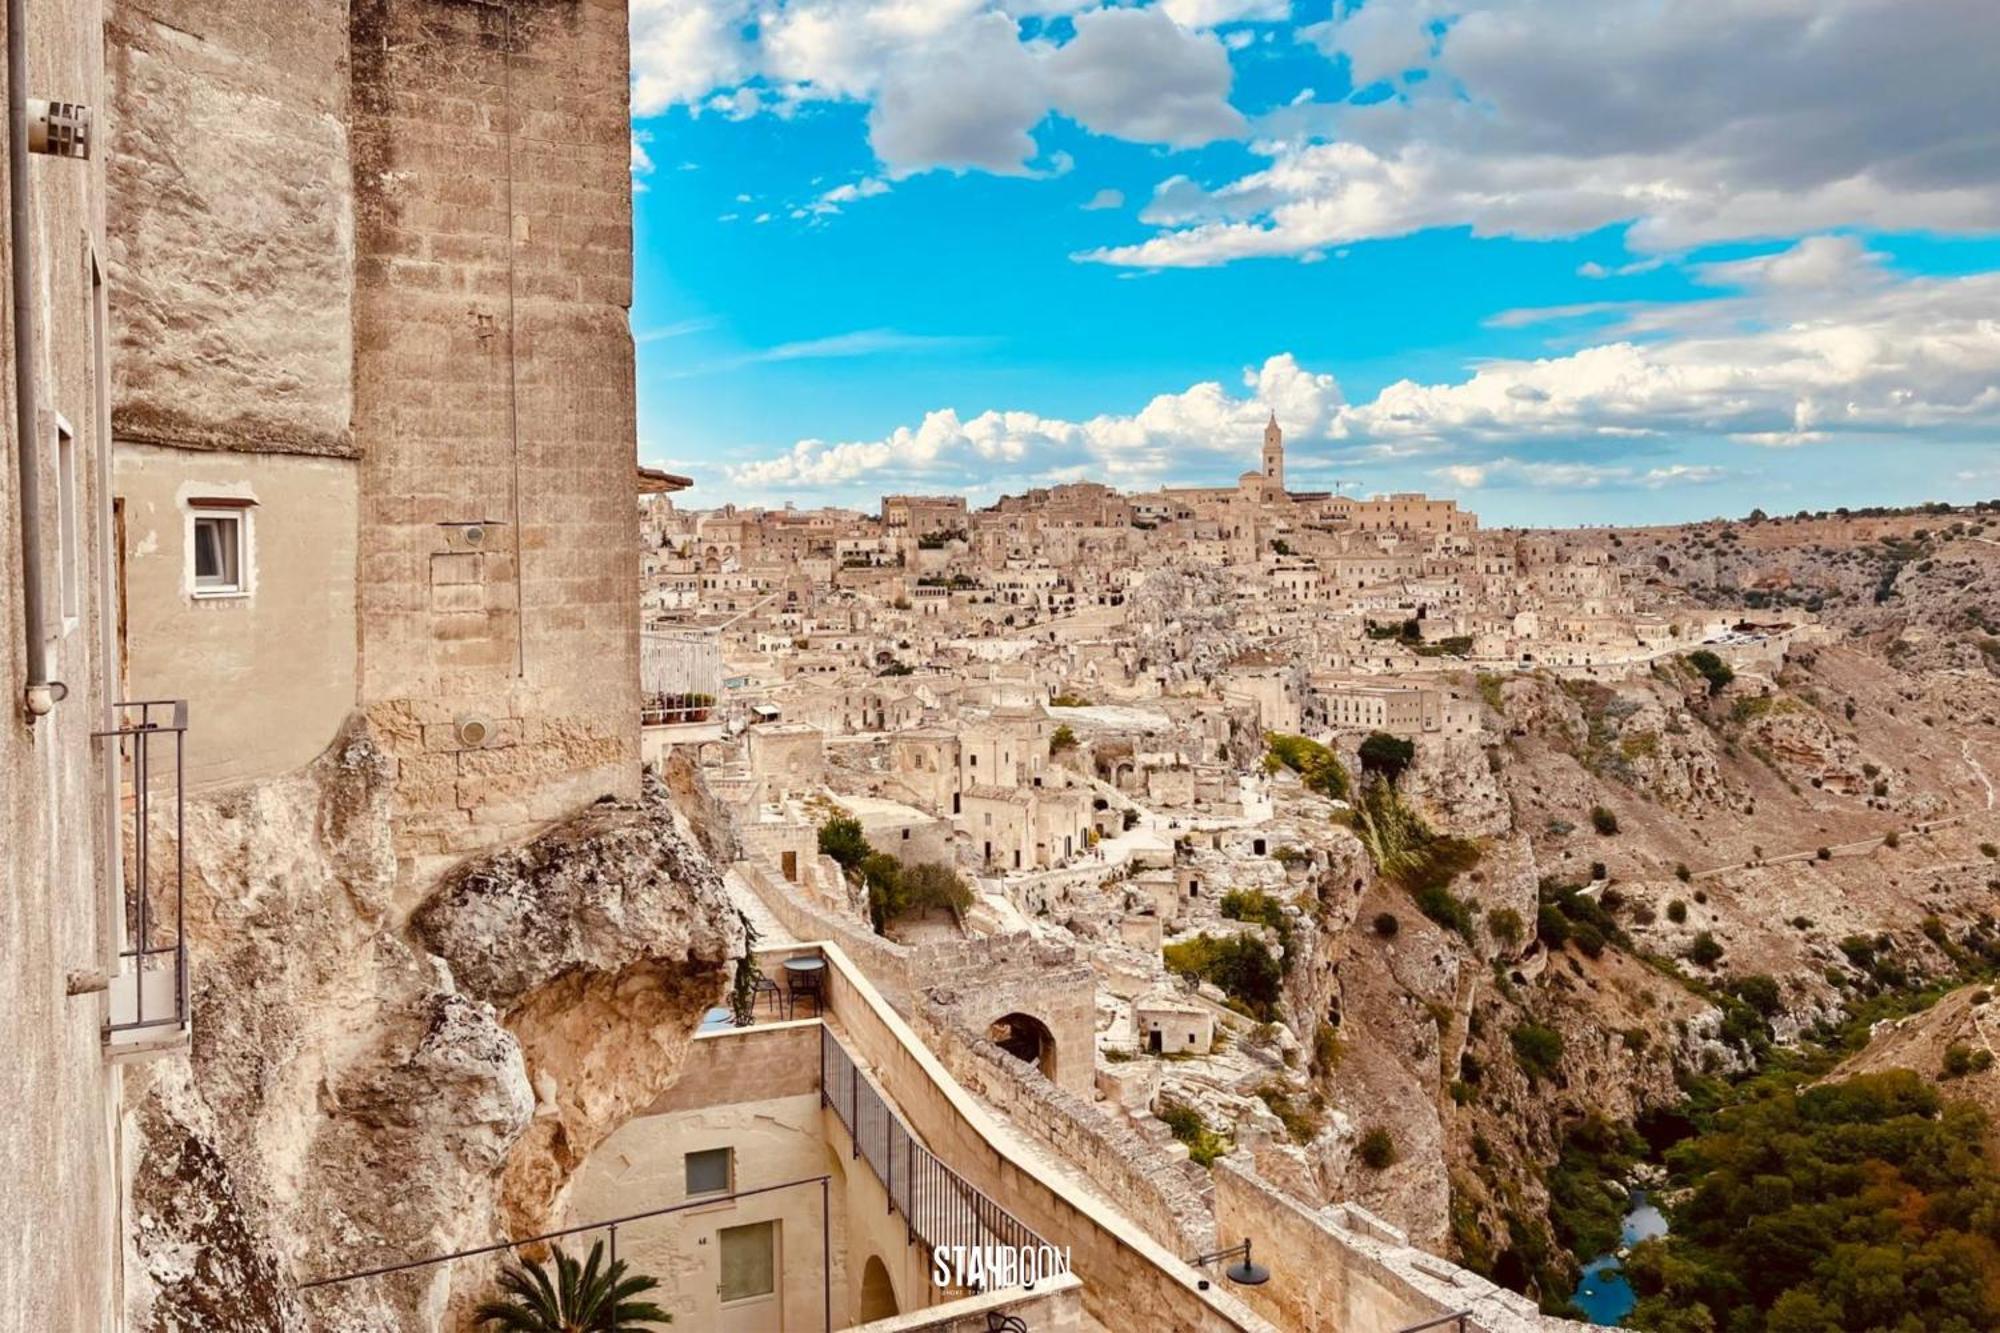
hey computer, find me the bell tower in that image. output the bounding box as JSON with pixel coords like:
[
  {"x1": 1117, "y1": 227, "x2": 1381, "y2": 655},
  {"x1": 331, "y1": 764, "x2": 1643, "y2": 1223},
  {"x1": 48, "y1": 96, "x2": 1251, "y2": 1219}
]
[{"x1": 1262, "y1": 411, "x2": 1284, "y2": 491}]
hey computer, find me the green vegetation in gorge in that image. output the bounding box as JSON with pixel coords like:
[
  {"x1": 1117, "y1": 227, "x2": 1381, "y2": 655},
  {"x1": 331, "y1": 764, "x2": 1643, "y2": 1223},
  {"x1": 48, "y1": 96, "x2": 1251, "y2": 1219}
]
[
  {"x1": 1264, "y1": 731, "x2": 1350, "y2": 799},
  {"x1": 1626, "y1": 1071, "x2": 2000, "y2": 1333},
  {"x1": 1358, "y1": 731, "x2": 1416, "y2": 782},
  {"x1": 1162, "y1": 932, "x2": 1283, "y2": 1021},
  {"x1": 1220, "y1": 888, "x2": 1296, "y2": 968},
  {"x1": 1685, "y1": 649, "x2": 1735, "y2": 695},
  {"x1": 1350, "y1": 777, "x2": 1481, "y2": 940}
]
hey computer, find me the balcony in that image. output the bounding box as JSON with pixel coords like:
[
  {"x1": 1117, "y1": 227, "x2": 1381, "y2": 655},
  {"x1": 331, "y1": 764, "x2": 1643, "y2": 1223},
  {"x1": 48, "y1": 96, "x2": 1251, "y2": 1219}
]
[
  {"x1": 96, "y1": 699, "x2": 190, "y2": 1060},
  {"x1": 640, "y1": 627, "x2": 727, "y2": 753}
]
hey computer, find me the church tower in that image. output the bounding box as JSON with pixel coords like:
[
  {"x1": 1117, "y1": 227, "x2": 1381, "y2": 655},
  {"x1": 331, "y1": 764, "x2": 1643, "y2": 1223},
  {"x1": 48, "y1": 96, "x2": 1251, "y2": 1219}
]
[{"x1": 1262, "y1": 411, "x2": 1285, "y2": 491}]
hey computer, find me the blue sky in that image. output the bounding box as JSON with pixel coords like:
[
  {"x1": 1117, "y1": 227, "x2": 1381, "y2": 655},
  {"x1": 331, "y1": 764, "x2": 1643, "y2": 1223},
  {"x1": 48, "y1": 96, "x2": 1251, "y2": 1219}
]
[{"x1": 627, "y1": 0, "x2": 2000, "y2": 525}]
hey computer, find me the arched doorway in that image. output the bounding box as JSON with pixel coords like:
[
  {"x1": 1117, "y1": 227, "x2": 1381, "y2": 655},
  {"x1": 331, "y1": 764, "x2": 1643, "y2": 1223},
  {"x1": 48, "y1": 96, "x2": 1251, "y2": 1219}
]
[
  {"x1": 989, "y1": 1012, "x2": 1058, "y2": 1084},
  {"x1": 859, "y1": 1254, "x2": 899, "y2": 1322}
]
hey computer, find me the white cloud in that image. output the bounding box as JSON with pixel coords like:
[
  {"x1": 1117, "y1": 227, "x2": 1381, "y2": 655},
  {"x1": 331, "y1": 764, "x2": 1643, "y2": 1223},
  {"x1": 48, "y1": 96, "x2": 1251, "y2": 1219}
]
[
  {"x1": 1160, "y1": 0, "x2": 1291, "y2": 27},
  {"x1": 1081, "y1": 188, "x2": 1125, "y2": 211},
  {"x1": 1047, "y1": 7, "x2": 1247, "y2": 148},
  {"x1": 631, "y1": 0, "x2": 755, "y2": 115},
  {"x1": 869, "y1": 11, "x2": 1050, "y2": 175},
  {"x1": 630, "y1": 1, "x2": 1252, "y2": 178},
  {"x1": 729, "y1": 352, "x2": 1346, "y2": 490},
  {"x1": 1431, "y1": 458, "x2": 1728, "y2": 491},
  {"x1": 1085, "y1": 0, "x2": 2000, "y2": 267},
  {"x1": 725, "y1": 240, "x2": 2000, "y2": 499}
]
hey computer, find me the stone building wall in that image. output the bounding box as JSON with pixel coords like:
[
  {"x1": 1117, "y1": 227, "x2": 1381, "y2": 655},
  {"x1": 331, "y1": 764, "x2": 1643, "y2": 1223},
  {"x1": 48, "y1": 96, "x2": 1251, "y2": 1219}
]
[
  {"x1": 107, "y1": 0, "x2": 361, "y2": 789},
  {"x1": 0, "y1": 0, "x2": 123, "y2": 1325},
  {"x1": 349, "y1": 0, "x2": 641, "y2": 877}
]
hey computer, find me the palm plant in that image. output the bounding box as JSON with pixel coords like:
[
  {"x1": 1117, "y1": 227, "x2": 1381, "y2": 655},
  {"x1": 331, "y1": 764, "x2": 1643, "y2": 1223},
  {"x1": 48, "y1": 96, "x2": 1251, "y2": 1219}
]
[{"x1": 473, "y1": 1239, "x2": 672, "y2": 1331}]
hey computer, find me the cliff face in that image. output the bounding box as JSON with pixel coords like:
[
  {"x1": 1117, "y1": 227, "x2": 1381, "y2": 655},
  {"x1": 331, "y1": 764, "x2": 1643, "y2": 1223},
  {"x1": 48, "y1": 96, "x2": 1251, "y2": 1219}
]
[{"x1": 123, "y1": 722, "x2": 739, "y2": 1331}]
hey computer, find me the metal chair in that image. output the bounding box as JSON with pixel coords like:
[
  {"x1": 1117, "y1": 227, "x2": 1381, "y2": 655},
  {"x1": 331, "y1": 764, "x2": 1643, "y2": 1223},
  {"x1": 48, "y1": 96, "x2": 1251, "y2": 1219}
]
[
  {"x1": 752, "y1": 971, "x2": 782, "y2": 1017},
  {"x1": 984, "y1": 1315, "x2": 1029, "y2": 1333},
  {"x1": 784, "y1": 967, "x2": 824, "y2": 1019}
]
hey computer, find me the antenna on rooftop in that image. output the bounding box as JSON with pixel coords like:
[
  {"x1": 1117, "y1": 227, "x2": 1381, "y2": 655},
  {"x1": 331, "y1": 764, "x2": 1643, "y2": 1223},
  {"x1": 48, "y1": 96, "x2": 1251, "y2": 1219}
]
[{"x1": 1331, "y1": 479, "x2": 1360, "y2": 496}]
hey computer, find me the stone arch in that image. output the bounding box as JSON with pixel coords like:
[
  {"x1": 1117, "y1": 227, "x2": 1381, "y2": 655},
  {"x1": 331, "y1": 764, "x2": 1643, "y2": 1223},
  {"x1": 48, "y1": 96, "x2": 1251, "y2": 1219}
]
[
  {"x1": 989, "y1": 1011, "x2": 1059, "y2": 1084},
  {"x1": 859, "y1": 1255, "x2": 899, "y2": 1322}
]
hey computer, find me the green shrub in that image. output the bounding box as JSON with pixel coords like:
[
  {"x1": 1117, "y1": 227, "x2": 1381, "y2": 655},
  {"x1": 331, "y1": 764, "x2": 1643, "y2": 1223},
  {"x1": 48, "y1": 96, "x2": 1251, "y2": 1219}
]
[
  {"x1": 1163, "y1": 933, "x2": 1283, "y2": 1021},
  {"x1": 1373, "y1": 912, "x2": 1400, "y2": 938},
  {"x1": 1359, "y1": 731, "x2": 1416, "y2": 783},
  {"x1": 1221, "y1": 889, "x2": 1295, "y2": 965},
  {"x1": 1686, "y1": 931, "x2": 1724, "y2": 968},
  {"x1": 1357, "y1": 1127, "x2": 1398, "y2": 1169},
  {"x1": 1265, "y1": 732, "x2": 1350, "y2": 800},
  {"x1": 1685, "y1": 649, "x2": 1734, "y2": 695},
  {"x1": 818, "y1": 816, "x2": 869, "y2": 871},
  {"x1": 1590, "y1": 805, "x2": 1621, "y2": 836},
  {"x1": 1667, "y1": 898, "x2": 1689, "y2": 924},
  {"x1": 1510, "y1": 1022, "x2": 1565, "y2": 1082},
  {"x1": 1157, "y1": 1098, "x2": 1230, "y2": 1166}
]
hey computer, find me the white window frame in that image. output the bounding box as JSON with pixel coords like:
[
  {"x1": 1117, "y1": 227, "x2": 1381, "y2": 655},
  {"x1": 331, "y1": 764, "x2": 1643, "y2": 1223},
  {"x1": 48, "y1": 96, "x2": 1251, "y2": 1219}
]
[{"x1": 187, "y1": 503, "x2": 252, "y2": 599}]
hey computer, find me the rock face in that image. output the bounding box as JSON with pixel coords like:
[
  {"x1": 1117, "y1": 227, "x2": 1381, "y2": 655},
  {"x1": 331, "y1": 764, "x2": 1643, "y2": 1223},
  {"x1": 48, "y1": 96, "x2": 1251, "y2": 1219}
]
[
  {"x1": 414, "y1": 784, "x2": 740, "y2": 1237},
  {"x1": 123, "y1": 723, "x2": 738, "y2": 1331}
]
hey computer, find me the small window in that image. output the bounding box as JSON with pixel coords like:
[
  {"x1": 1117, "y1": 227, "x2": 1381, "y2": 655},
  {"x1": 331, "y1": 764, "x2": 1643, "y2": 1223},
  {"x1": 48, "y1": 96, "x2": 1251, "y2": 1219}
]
[
  {"x1": 686, "y1": 1146, "x2": 732, "y2": 1197},
  {"x1": 191, "y1": 509, "x2": 246, "y2": 595},
  {"x1": 719, "y1": 1220, "x2": 777, "y2": 1302},
  {"x1": 53, "y1": 417, "x2": 78, "y2": 628}
]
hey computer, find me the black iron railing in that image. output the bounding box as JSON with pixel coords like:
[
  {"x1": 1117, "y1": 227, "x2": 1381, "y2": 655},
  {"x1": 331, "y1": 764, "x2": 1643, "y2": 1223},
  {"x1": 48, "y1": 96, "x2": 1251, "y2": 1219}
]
[
  {"x1": 298, "y1": 1176, "x2": 834, "y2": 1332},
  {"x1": 96, "y1": 699, "x2": 188, "y2": 1040},
  {"x1": 820, "y1": 1026, "x2": 1050, "y2": 1286}
]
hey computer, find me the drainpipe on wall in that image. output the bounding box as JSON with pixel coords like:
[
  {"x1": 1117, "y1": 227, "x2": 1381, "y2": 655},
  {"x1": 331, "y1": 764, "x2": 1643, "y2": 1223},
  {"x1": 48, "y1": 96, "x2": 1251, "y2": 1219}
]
[{"x1": 8, "y1": 0, "x2": 61, "y2": 718}]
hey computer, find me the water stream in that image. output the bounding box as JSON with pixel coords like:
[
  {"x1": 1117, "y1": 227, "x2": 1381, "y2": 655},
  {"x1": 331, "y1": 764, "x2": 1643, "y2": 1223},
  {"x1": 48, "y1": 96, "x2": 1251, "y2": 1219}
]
[{"x1": 1569, "y1": 1190, "x2": 1668, "y2": 1325}]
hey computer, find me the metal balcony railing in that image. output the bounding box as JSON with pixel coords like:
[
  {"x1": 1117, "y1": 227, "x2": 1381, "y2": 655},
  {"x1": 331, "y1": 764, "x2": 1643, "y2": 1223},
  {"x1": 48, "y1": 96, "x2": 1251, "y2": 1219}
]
[
  {"x1": 820, "y1": 1026, "x2": 1051, "y2": 1288},
  {"x1": 96, "y1": 699, "x2": 189, "y2": 1049}
]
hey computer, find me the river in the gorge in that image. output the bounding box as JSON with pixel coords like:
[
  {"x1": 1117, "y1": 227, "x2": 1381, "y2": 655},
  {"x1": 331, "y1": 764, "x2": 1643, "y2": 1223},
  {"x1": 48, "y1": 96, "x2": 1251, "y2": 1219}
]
[{"x1": 1569, "y1": 1190, "x2": 1669, "y2": 1325}]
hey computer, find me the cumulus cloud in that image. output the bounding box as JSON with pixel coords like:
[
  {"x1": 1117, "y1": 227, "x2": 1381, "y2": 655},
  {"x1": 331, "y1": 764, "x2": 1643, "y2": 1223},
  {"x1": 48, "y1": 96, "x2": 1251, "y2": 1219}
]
[
  {"x1": 1047, "y1": 7, "x2": 1247, "y2": 147},
  {"x1": 725, "y1": 240, "x2": 2000, "y2": 499},
  {"x1": 1081, "y1": 188, "x2": 1125, "y2": 211},
  {"x1": 1083, "y1": 0, "x2": 2000, "y2": 267},
  {"x1": 630, "y1": 1, "x2": 1250, "y2": 177},
  {"x1": 729, "y1": 353, "x2": 1345, "y2": 490}
]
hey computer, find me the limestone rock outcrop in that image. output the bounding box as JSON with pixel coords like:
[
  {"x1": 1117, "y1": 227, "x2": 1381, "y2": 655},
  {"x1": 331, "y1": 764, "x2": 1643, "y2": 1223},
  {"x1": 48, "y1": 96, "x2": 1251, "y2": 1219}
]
[{"x1": 123, "y1": 723, "x2": 739, "y2": 1331}]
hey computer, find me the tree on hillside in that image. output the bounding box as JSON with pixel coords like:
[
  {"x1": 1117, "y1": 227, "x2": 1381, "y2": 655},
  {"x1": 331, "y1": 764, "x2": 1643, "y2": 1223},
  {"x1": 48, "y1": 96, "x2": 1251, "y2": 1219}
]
[
  {"x1": 817, "y1": 816, "x2": 868, "y2": 871},
  {"x1": 1359, "y1": 732, "x2": 1416, "y2": 783}
]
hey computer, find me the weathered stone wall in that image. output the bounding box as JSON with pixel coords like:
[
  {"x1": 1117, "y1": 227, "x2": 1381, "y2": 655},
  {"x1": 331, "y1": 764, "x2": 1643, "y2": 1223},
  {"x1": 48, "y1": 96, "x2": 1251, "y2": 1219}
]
[
  {"x1": 909, "y1": 1004, "x2": 1217, "y2": 1260},
  {"x1": 1, "y1": 0, "x2": 122, "y2": 1325},
  {"x1": 350, "y1": 0, "x2": 642, "y2": 875},
  {"x1": 107, "y1": 0, "x2": 354, "y2": 457},
  {"x1": 1213, "y1": 1161, "x2": 1592, "y2": 1333},
  {"x1": 816, "y1": 946, "x2": 1272, "y2": 1333}
]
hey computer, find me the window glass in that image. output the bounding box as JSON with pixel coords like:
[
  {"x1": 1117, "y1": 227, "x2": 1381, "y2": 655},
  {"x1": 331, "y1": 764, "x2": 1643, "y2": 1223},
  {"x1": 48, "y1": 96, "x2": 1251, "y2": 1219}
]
[
  {"x1": 718, "y1": 1221, "x2": 776, "y2": 1302},
  {"x1": 193, "y1": 513, "x2": 242, "y2": 592},
  {"x1": 685, "y1": 1147, "x2": 731, "y2": 1196}
]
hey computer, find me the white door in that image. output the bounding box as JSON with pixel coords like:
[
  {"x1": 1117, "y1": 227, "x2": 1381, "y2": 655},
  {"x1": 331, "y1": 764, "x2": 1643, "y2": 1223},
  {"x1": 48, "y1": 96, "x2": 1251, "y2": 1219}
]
[{"x1": 717, "y1": 1219, "x2": 782, "y2": 1333}]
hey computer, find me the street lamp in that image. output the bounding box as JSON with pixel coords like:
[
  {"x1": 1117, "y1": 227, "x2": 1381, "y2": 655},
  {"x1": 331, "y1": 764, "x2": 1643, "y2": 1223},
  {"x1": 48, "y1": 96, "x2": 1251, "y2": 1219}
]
[{"x1": 1187, "y1": 1236, "x2": 1270, "y2": 1290}]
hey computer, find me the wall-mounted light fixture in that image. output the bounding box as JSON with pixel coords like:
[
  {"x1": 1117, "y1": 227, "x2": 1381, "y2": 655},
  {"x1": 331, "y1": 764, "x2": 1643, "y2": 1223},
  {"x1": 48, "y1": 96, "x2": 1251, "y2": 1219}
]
[{"x1": 1186, "y1": 1236, "x2": 1269, "y2": 1290}]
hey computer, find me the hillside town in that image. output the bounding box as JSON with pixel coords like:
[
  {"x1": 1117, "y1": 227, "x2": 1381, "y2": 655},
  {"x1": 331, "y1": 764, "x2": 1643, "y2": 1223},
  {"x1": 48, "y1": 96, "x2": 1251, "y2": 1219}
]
[{"x1": 10, "y1": 0, "x2": 2000, "y2": 1331}]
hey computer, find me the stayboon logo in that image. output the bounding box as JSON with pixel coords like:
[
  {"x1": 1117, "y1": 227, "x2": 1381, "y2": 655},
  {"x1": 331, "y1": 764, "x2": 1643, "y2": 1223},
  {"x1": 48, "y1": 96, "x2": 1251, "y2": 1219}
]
[{"x1": 931, "y1": 1244, "x2": 1072, "y2": 1292}]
